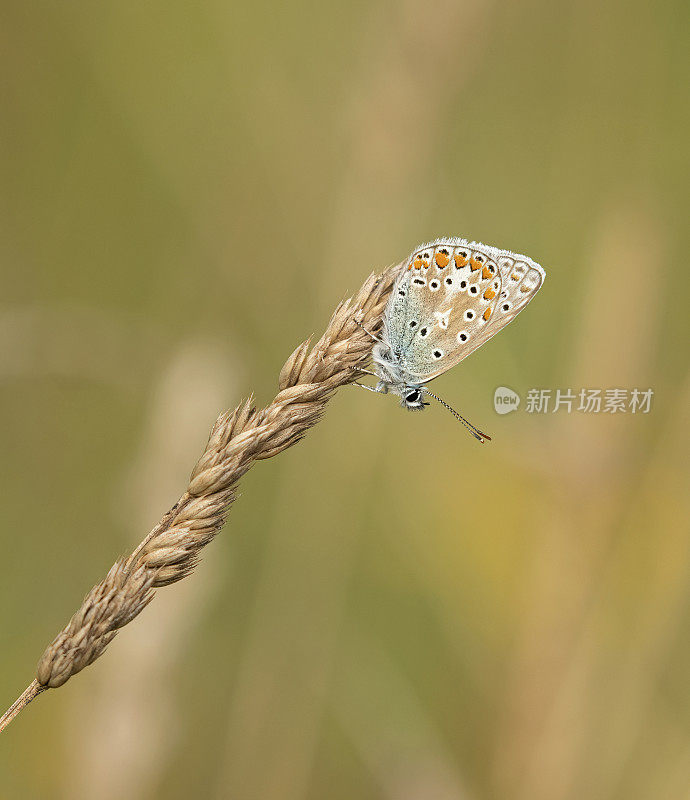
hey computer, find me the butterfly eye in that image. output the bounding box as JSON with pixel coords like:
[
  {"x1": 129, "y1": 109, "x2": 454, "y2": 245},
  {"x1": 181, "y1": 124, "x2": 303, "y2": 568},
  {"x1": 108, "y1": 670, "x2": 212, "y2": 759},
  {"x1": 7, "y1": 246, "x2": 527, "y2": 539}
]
[{"x1": 405, "y1": 389, "x2": 421, "y2": 403}]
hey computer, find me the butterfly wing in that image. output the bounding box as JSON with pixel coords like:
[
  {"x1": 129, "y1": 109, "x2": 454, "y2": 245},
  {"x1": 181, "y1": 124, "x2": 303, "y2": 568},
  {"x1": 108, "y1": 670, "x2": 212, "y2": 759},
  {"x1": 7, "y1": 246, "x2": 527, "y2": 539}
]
[
  {"x1": 384, "y1": 242, "x2": 459, "y2": 355},
  {"x1": 385, "y1": 238, "x2": 545, "y2": 384}
]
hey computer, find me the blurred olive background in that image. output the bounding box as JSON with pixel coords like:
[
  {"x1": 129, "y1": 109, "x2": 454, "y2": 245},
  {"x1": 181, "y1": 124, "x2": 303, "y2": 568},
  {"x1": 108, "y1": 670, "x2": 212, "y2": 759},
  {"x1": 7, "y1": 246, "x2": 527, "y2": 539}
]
[{"x1": 1, "y1": 1, "x2": 689, "y2": 798}]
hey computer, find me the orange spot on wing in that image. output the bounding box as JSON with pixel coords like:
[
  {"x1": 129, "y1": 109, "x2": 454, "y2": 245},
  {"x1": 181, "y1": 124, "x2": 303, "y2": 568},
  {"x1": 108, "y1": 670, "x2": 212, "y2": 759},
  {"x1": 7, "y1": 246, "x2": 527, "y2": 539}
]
[
  {"x1": 413, "y1": 257, "x2": 425, "y2": 270},
  {"x1": 520, "y1": 284, "x2": 531, "y2": 292},
  {"x1": 511, "y1": 273, "x2": 520, "y2": 280},
  {"x1": 435, "y1": 252, "x2": 450, "y2": 268},
  {"x1": 454, "y1": 253, "x2": 468, "y2": 268},
  {"x1": 483, "y1": 287, "x2": 496, "y2": 300},
  {"x1": 483, "y1": 307, "x2": 492, "y2": 321},
  {"x1": 482, "y1": 266, "x2": 493, "y2": 280},
  {"x1": 469, "y1": 257, "x2": 482, "y2": 271}
]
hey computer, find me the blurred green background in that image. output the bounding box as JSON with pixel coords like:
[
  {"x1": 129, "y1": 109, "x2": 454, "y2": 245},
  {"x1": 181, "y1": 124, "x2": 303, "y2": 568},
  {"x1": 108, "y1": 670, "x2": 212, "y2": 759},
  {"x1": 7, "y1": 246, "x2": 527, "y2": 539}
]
[{"x1": 1, "y1": 1, "x2": 689, "y2": 798}]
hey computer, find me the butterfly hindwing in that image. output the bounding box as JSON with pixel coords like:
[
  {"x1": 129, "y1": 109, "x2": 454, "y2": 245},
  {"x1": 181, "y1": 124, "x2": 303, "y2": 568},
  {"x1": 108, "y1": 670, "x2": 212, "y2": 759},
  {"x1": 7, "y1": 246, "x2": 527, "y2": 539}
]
[{"x1": 384, "y1": 238, "x2": 544, "y2": 383}]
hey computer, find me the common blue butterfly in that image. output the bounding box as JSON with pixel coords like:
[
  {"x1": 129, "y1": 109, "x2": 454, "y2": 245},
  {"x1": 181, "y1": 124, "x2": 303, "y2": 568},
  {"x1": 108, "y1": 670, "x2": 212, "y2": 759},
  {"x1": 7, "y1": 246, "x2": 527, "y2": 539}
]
[{"x1": 361, "y1": 237, "x2": 546, "y2": 442}]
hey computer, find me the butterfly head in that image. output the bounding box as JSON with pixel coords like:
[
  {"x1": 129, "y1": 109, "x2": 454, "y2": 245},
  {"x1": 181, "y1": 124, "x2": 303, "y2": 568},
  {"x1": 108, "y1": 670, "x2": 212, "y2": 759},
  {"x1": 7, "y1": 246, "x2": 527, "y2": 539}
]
[{"x1": 401, "y1": 386, "x2": 428, "y2": 411}]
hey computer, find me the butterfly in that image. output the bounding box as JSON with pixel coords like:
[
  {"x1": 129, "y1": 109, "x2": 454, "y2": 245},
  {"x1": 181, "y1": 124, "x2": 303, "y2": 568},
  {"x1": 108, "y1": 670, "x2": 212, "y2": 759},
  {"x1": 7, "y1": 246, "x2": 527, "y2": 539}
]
[{"x1": 359, "y1": 237, "x2": 545, "y2": 442}]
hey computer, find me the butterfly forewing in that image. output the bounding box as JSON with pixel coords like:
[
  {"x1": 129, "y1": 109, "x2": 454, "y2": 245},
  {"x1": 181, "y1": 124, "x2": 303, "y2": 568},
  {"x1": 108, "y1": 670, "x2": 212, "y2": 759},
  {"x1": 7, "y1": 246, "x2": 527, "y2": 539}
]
[{"x1": 384, "y1": 238, "x2": 544, "y2": 384}]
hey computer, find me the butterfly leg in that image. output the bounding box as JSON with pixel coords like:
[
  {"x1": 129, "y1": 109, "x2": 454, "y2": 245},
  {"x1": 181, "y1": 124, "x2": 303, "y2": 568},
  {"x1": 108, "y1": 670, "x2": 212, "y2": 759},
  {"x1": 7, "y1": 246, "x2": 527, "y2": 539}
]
[
  {"x1": 353, "y1": 317, "x2": 383, "y2": 343},
  {"x1": 352, "y1": 382, "x2": 385, "y2": 394},
  {"x1": 351, "y1": 366, "x2": 390, "y2": 392}
]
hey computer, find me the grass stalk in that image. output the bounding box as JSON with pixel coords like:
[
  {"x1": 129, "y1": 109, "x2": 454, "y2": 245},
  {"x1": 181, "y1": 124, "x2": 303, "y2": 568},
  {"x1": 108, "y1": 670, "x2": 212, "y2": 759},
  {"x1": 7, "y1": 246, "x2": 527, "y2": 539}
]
[{"x1": 0, "y1": 262, "x2": 398, "y2": 734}]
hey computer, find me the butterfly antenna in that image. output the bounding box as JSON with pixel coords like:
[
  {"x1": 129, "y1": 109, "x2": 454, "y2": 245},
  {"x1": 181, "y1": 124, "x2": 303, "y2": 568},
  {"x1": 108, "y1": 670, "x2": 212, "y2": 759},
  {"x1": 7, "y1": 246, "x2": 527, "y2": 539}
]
[{"x1": 421, "y1": 389, "x2": 492, "y2": 444}]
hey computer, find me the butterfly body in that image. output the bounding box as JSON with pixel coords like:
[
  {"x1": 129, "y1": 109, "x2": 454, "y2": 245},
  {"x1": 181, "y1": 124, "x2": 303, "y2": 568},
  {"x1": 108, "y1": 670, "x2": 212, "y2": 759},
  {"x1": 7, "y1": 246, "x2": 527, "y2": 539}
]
[{"x1": 372, "y1": 237, "x2": 545, "y2": 412}]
